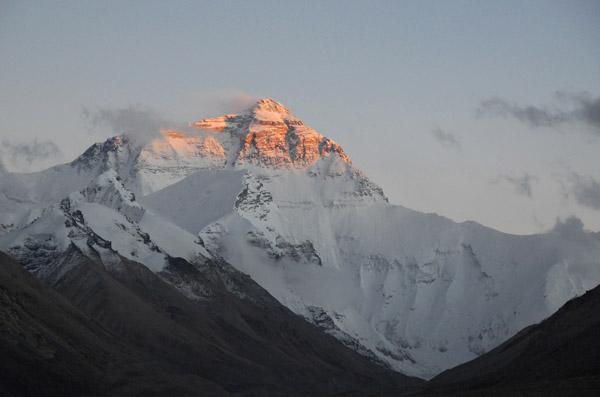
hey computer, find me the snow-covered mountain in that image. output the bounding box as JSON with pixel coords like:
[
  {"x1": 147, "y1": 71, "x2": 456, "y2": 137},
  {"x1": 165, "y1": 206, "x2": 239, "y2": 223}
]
[{"x1": 2, "y1": 98, "x2": 600, "y2": 379}]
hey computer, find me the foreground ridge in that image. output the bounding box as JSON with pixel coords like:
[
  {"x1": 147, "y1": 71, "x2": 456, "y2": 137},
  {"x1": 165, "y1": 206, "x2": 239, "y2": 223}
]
[{"x1": 0, "y1": 250, "x2": 423, "y2": 395}]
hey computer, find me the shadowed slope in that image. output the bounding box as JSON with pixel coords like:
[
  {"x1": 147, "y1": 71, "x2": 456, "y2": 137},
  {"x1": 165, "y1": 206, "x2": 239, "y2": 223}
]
[
  {"x1": 1, "y1": 249, "x2": 424, "y2": 395},
  {"x1": 0, "y1": 251, "x2": 112, "y2": 395},
  {"x1": 0, "y1": 250, "x2": 228, "y2": 396}
]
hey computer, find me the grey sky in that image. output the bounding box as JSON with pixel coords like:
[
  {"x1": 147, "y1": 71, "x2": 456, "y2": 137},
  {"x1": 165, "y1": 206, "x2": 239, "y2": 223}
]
[{"x1": 1, "y1": 0, "x2": 599, "y2": 234}]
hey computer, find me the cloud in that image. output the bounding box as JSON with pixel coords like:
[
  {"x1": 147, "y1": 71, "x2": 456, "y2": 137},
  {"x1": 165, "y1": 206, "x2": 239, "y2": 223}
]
[
  {"x1": 495, "y1": 172, "x2": 539, "y2": 198},
  {"x1": 431, "y1": 127, "x2": 461, "y2": 149},
  {"x1": 574, "y1": 95, "x2": 600, "y2": 130},
  {"x1": 549, "y1": 215, "x2": 600, "y2": 243},
  {"x1": 188, "y1": 90, "x2": 260, "y2": 118},
  {"x1": 216, "y1": 91, "x2": 259, "y2": 114},
  {"x1": 550, "y1": 216, "x2": 586, "y2": 237},
  {"x1": 531, "y1": 215, "x2": 547, "y2": 232},
  {"x1": 82, "y1": 104, "x2": 178, "y2": 145},
  {"x1": 82, "y1": 104, "x2": 172, "y2": 134},
  {"x1": 477, "y1": 91, "x2": 600, "y2": 134},
  {"x1": 83, "y1": 92, "x2": 261, "y2": 142},
  {"x1": 0, "y1": 139, "x2": 63, "y2": 168},
  {"x1": 81, "y1": 92, "x2": 260, "y2": 146},
  {"x1": 477, "y1": 97, "x2": 567, "y2": 128},
  {"x1": 566, "y1": 172, "x2": 600, "y2": 210}
]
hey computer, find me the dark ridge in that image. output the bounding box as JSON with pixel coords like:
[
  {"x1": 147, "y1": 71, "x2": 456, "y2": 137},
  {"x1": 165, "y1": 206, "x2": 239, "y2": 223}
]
[{"x1": 0, "y1": 250, "x2": 424, "y2": 395}]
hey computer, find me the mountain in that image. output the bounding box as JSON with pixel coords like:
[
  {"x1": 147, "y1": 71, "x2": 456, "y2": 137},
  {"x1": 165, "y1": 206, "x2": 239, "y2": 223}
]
[
  {"x1": 1, "y1": 98, "x2": 600, "y2": 380},
  {"x1": 0, "y1": 245, "x2": 422, "y2": 395},
  {"x1": 424, "y1": 283, "x2": 600, "y2": 395}
]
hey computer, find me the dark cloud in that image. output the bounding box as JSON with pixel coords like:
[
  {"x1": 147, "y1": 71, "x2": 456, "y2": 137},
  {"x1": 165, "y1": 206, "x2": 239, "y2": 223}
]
[
  {"x1": 567, "y1": 172, "x2": 600, "y2": 210},
  {"x1": 549, "y1": 216, "x2": 599, "y2": 243},
  {"x1": 495, "y1": 172, "x2": 539, "y2": 198},
  {"x1": 431, "y1": 127, "x2": 461, "y2": 149},
  {"x1": 0, "y1": 139, "x2": 62, "y2": 168},
  {"x1": 550, "y1": 216, "x2": 586, "y2": 237},
  {"x1": 477, "y1": 91, "x2": 600, "y2": 134},
  {"x1": 575, "y1": 96, "x2": 600, "y2": 130},
  {"x1": 477, "y1": 97, "x2": 568, "y2": 128},
  {"x1": 82, "y1": 104, "x2": 177, "y2": 144}
]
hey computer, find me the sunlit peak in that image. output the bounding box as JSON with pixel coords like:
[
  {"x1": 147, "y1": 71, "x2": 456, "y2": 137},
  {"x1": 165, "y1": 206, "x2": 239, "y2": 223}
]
[{"x1": 252, "y1": 98, "x2": 289, "y2": 113}]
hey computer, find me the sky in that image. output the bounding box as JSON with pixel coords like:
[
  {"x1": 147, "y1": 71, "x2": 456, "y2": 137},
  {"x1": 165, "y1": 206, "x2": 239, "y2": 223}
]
[{"x1": 1, "y1": 0, "x2": 599, "y2": 235}]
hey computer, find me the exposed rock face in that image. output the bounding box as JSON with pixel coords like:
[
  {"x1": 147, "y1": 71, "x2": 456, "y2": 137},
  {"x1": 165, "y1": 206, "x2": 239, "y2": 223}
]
[
  {"x1": 192, "y1": 114, "x2": 233, "y2": 132},
  {"x1": 193, "y1": 98, "x2": 351, "y2": 169}
]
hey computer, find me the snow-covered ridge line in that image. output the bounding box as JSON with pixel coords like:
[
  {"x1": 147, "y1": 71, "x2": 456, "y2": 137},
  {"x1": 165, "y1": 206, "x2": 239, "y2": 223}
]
[{"x1": 1, "y1": 169, "x2": 211, "y2": 277}]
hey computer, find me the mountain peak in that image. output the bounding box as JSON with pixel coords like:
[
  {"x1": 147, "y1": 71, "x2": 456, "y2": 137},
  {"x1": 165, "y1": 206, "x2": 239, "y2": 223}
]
[
  {"x1": 251, "y1": 98, "x2": 290, "y2": 113},
  {"x1": 189, "y1": 99, "x2": 351, "y2": 170},
  {"x1": 68, "y1": 99, "x2": 356, "y2": 195},
  {"x1": 193, "y1": 98, "x2": 298, "y2": 131},
  {"x1": 243, "y1": 98, "x2": 301, "y2": 126}
]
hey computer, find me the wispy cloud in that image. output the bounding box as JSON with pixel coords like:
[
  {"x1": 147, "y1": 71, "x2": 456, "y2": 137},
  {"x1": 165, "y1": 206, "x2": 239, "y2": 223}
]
[
  {"x1": 565, "y1": 172, "x2": 600, "y2": 211},
  {"x1": 477, "y1": 91, "x2": 600, "y2": 134},
  {"x1": 216, "y1": 91, "x2": 259, "y2": 114},
  {"x1": 81, "y1": 92, "x2": 261, "y2": 146},
  {"x1": 531, "y1": 215, "x2": 547, "y2": 232},
  {"x1": 431, "y1": 127, "x2": 461, "y2": 149},
  {"x1": 0, "y1": 139, "x2": 63, "y2": 169},
  {"x1": 188, "y1": 90, "x2": 260, "y2": 118},
  {"x1": 494, "y1": 172, "x2": 539, "y2": 198},
  {"x1": 82, "y1": 104, "x2": 181, "y2": 145},
  {"x1": 83, "y1": 92, "x2": 261, "y2": 142},
  {"x1": 83, "y1": 104, "x2": 173, "y2": 134}
]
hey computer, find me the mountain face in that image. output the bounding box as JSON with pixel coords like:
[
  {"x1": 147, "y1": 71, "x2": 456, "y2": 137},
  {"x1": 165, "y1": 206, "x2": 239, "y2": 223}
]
[{"x1": 1, "y1": 99, "x2": 600, "y2": 380}]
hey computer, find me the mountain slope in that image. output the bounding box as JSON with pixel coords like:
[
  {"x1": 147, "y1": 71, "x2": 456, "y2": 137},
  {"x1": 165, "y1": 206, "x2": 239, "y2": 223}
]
[
  {"x1": 1, "y1": 246, "x2": 423, "y2": 395},
  {"x1": 0, "y1": 250, "x2": 231, "y2": 396},
  {"x1": 424, "y1": 284, "x2": 600, "y2": 395},
  {"x1": 0, "y1": 251, "x2": 118, "y2": 396},
  {"x1": 145, "y1": 166, "x2": 600, "y2": 378}
]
